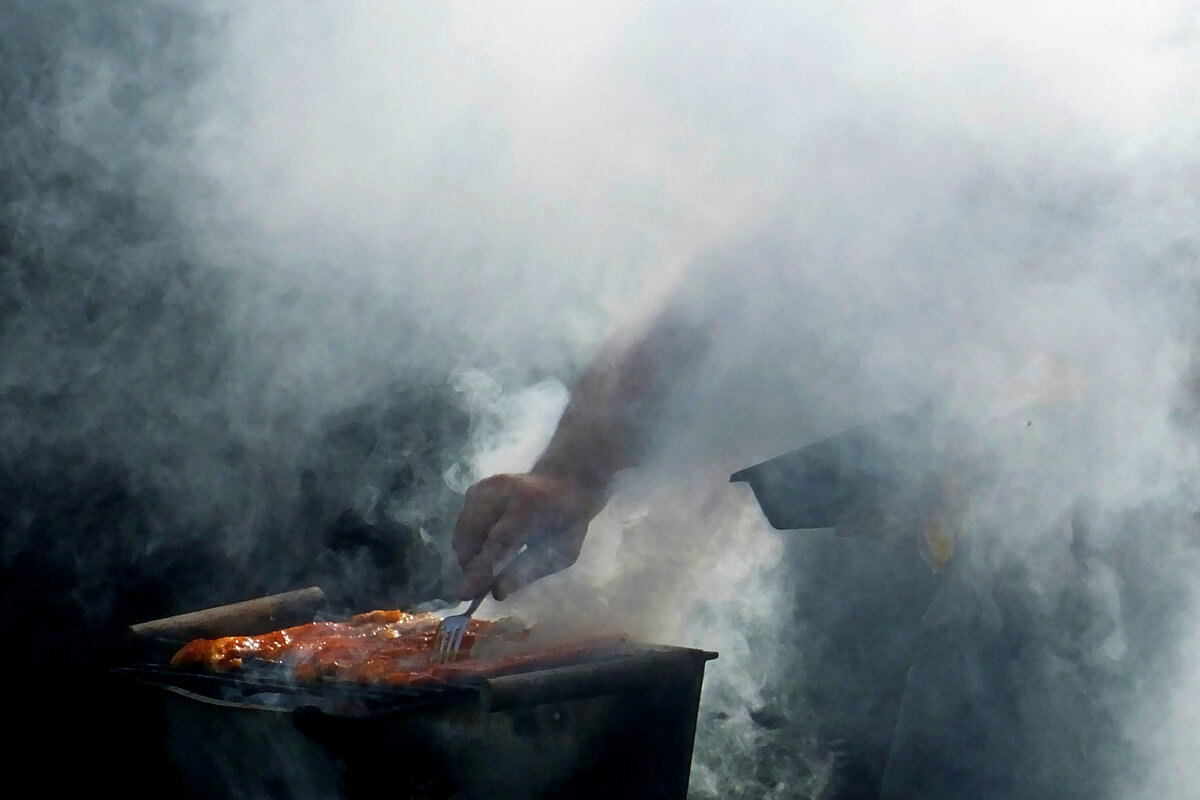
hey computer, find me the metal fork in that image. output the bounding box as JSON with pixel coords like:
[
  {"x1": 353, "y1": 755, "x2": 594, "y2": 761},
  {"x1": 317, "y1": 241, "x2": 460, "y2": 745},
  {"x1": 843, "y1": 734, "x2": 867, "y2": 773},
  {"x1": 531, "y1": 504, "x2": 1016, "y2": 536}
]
[
  {"x1": 432, "y1": 591, "x2": 487, "y2": 663},
  {"x1": 434, "y1": 545, "x2": 526, "y2": 662}
]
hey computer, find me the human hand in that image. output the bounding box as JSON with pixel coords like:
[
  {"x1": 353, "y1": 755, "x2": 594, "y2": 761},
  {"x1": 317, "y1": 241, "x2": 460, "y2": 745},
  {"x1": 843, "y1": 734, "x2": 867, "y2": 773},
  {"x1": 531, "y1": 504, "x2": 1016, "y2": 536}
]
[{"x1": 451, "y1": 472, "x2": 605, "y2": 601}]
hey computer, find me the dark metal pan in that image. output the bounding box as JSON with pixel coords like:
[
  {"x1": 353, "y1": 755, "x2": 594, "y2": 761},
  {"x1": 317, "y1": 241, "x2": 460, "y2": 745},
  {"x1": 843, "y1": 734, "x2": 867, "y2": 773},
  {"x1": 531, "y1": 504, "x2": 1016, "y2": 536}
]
[{"x1": 729, "y1": 405, "x2": 939, "y2": 530}]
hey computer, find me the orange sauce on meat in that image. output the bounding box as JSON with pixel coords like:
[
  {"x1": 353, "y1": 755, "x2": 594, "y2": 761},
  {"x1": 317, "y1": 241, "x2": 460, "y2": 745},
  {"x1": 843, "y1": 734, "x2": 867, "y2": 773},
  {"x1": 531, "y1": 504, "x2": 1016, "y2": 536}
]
[{"x1": 171, "y1": 610, "x2": 524, "y2": 683}]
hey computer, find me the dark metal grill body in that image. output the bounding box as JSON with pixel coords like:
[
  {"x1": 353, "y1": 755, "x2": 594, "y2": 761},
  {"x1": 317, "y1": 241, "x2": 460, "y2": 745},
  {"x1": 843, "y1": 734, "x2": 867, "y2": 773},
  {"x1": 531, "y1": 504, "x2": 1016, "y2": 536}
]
[{"x1": 115, "y1": 641, "x2": 716, "y2": 800}]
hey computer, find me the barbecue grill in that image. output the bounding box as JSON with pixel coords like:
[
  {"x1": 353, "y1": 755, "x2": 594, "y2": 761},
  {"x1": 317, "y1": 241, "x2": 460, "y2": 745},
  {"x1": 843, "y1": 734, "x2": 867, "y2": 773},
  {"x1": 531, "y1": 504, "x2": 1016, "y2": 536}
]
[{"x1": 115, "y1": 588, "x2": 717, "y2": 800}]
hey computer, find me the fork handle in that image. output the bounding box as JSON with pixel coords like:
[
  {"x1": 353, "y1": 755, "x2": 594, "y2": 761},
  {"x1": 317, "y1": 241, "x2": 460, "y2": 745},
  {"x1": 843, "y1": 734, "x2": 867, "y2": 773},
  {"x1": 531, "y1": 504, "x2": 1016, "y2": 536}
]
[{"x1": 463, "y1": 591, "x2": 488, "y2": 617}]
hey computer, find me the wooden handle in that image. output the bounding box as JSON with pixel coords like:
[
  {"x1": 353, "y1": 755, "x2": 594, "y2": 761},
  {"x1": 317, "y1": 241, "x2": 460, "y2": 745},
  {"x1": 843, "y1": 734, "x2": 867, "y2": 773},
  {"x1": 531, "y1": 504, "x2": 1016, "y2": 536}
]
[{"x1": 128, "y1": 586, "x2": 327, "y2": 641}]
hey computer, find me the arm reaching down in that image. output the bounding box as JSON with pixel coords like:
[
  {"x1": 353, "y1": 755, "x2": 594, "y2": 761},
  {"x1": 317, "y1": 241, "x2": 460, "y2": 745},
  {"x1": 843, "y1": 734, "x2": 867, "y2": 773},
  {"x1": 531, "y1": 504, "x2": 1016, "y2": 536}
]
[{"x1": 452, "y1": 309, "x2": 707, "y2": 600}]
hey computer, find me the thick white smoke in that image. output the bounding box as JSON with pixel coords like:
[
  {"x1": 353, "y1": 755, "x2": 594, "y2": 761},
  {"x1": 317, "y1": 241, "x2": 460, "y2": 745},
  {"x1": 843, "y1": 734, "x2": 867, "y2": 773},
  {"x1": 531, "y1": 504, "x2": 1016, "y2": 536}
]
[
  {"x1": 176, "y1": 2, "x2": 1200, "y2": 797},
  {"x1": 11, "y1": 0, "x2": 1200, "y2": 797}
]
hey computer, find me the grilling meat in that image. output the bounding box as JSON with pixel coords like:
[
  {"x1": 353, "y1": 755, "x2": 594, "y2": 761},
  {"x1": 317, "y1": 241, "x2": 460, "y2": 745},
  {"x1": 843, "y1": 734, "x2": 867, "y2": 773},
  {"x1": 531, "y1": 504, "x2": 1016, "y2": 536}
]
[{"x1": 171, "y1": 609, "x2": 530, "y2": 683}]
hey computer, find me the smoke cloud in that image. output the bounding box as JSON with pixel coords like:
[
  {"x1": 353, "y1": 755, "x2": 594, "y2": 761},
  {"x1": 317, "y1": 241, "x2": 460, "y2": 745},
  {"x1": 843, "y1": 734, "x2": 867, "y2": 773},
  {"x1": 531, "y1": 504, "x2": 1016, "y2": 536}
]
[{"x1": 4, "y1": 0, "x2": 1200, "y2": 797}]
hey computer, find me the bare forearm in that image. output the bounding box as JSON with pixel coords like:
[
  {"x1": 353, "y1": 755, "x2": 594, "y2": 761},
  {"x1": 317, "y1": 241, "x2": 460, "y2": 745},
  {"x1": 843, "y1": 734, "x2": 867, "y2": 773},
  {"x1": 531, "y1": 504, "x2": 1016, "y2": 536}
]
[
  {"x1": 452, "y1": 304, "x2": 708, "y2": 600},
  {"x1": 532, "y1": 310, "x2": 708, "y2": 491}
]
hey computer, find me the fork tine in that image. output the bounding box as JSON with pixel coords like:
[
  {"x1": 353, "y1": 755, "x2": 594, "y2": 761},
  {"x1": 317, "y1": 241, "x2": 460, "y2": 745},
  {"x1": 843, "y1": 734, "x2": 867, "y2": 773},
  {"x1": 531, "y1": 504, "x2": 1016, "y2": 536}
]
[
  {"x1": 433, "y1": 629, "x2": 445, "y2": 662},
  {"x1": 449, "y1": 625, "x2": 466, "y2": 661},
  {"x1": 433, "y1": 622, "x2": 450, "y2": 662},
  {"x1": 438, "y1": 622, "x2": 455, "y2": 662}
]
